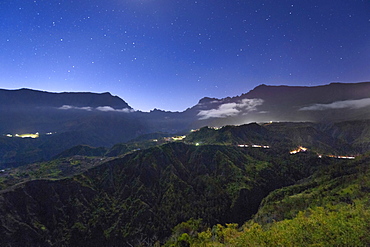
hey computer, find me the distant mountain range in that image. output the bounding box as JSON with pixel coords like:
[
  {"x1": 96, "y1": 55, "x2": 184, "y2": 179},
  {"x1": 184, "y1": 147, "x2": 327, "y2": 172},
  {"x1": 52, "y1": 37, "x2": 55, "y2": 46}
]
[
  {"x1": 1, "y1": 82, "x2": 370, "y2": 245},
  {"x1": 190, "y1": 82, "x2": 370, "y2": 126},
  {"x1": 1, "y1": 81, "x2": 370, "y2": 166}
]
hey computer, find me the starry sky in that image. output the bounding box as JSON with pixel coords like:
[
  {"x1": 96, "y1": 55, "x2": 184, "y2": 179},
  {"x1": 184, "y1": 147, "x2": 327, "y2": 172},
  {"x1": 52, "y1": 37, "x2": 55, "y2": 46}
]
[{"x1": 1, "y1": 0, "x2": 369, "y2": 111}]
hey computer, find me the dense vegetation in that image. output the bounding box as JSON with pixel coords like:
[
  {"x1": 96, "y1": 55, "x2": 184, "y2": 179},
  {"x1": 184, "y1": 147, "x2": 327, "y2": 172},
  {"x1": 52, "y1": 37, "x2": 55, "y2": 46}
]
[
  {"x1": 165, "y1": 153, "x2": 370, "y2": 246},
  {"x1": 185, "y1": 122, "x2": 361, "y2": 155},
  {"x1": 0, "y1": 141, "x2": 332, "y2": 246},
  {"x1": 166, "y1": 202, "x2": 370, "y2": 246},
  {"x1": 1, "y1": 121, "x2": 370, "y2": 246},
  {"x1": 0, "y1": 156, "x2": 114, "y2": 190},
  {"x1": 0, "y1": 133, "x2": 163, "y2": 169}
]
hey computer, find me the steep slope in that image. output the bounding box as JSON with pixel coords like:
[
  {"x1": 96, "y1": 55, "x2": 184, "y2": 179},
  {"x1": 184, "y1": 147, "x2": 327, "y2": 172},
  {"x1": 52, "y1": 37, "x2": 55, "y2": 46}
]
[
  {"x1": 254, "y1": 153, "x2": 370, "y2": 224},
  {"x1": 186, "y1": 81, "x2": 370, "y2": 127},
  {"x1": 164, "y1": 147, "x2": 370, "y2": 246},
  {"x1": 0, "y1": 142, "x2": 326, "y2": 246},
  {"x1": 186, "y1": 122, "x2": 356, "y2": 155},
  {"x1": 319, "y1": 119, "x2": 370, "y2": 153},
  {"x1": 264, "y1": 122, "x2": 354, "y2": 155},
  {"x1": 246, "y1": 82, "x2": 370, "y2": 107},
  {"x1": 0, "y1": 88, "x2": 131, "y2": 109},
  {"x1": 0, "y1": 89, "x2": 148, "y2": 167}
]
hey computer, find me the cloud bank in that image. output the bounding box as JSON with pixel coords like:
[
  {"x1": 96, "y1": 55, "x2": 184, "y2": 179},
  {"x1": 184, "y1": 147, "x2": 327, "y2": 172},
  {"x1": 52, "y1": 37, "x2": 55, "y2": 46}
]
[
  {"x1": 59, "y1": 105, "x2": 133, "y2": 113},
  {"x1": 300, "y1": 98, "x2": 370, "y2": 111},
  {"x1": 96, "y1": 106, "x2": 134, "y2": 113},
  {"x1": 59, "y1": 105, "x2": 92, "y2": 111},
  {"x1": 197, "y1": 98, "x2": 263, "y2": 120}
]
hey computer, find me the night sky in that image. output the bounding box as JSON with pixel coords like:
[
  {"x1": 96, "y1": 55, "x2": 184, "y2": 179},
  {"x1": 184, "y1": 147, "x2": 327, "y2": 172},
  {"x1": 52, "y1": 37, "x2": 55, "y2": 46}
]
[{"x1": 1, "y1": 0, "x2": 369, "y2": 111}]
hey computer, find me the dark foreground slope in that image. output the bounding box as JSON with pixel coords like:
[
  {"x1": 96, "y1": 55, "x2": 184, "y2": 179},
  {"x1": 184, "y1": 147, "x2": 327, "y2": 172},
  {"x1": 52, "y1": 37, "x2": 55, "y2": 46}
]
[
  {"x1": 167, "y1": 152, "x2": 370, "y2": 246},
  {"x1": 0, "y1": 142, "x2": 328, "y2": 246}
]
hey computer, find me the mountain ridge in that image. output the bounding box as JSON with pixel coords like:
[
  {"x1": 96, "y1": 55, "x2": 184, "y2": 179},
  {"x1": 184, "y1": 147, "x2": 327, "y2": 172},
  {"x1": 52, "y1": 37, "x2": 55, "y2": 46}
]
[
  {"x1": 1, "y1": 118, "x2": 370, "y2": 245},
  {"x1": 0, "y1": 141, "x2": 328, "y2": 246},
  {"x1": 1, "y1": 81, "x2": 370, "y2": 167},
  {"x1": 0, "y1": 88, "x2": 132, "y2": 109},
  {"x1": 1, "y1": 82, "x2": 370, "y2": 245},
  {"x1": 3, "y1": 81, "x2": 370, "y2": 113}
]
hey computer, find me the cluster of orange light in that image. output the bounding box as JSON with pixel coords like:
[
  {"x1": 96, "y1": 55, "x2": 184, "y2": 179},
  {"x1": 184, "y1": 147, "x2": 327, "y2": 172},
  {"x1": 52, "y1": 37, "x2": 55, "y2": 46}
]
[{"x1": 290, "y1": 146, "x2": 307, "y2": 154}]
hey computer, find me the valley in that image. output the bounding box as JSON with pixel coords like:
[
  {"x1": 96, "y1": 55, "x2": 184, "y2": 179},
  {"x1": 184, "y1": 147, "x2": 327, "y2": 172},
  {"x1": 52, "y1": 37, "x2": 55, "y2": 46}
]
[
  {"x1": 1, "y1": 82, "x2": 370, "y2": 246},
  {"x1": 2, "y1": 0, "x2": 368, "y2": 244},
  {"x1": 0, "y1": 121, "x2": 368, "y2": 246}
]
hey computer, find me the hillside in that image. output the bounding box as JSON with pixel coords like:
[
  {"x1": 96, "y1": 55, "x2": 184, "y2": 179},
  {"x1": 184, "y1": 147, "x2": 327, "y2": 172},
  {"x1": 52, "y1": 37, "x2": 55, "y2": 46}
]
[
  {"x1": 1, "y1": 119, "x2": 370, "y2": 245},
  {"x1": 0, "y1": 141, "x2": 331, "y2": 246},
  {"x1": 185, "y1": 121, "x2": 359, "y2": 155},
  {"x1": 165, "y1": 151, "x2": 370, "y2": 246}
]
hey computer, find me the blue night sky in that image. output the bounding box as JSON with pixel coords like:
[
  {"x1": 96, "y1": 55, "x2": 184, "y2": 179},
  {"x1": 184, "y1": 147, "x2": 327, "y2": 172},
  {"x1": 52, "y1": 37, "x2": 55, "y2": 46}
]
[{"x1": 0, "y1": 0, "x2": 369, "y2": 111}]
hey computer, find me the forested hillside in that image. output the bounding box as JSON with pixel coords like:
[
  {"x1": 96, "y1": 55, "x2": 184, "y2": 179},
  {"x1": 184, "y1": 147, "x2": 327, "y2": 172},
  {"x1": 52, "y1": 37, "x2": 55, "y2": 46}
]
[
  {"x1": 1, "y1": 121, "x2": 370, "y2": 246},
  {"x1": 0, "y1": 142, "x2": 331, "y2": 246},
  {"x1": 165, "y1": 153, "x2": 370, "y2": 246}
]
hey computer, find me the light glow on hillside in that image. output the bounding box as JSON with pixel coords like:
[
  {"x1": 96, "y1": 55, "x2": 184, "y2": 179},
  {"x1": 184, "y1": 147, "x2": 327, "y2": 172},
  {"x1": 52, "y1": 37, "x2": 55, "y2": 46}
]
[
  {"x1": 15, "y1": 133, "x2": 40, "y2": 139},
  {"x1": 290, "y1": 146, "x2": 308, "y2": 154}
]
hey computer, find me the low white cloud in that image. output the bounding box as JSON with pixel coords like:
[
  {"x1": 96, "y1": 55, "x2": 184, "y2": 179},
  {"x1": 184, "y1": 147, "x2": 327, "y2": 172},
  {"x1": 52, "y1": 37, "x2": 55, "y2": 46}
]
[
  {"x1": 300, "y1": 98, "x2": 370, "y2": 111},
  {"x1": 197, "y1": 98, "x2": 264, "y2": 120},
  {"x1": 198, "y1": 103, "x2": 240, "y2": 119},
  {"x1": 96, "y1": 106, "x2": 134, "y2": 113},
  {"x1": 58, "y1": 105, "x2": 133, "y2": 113},
  {"x1": 59, "y1": 105, "x2": 92, "y2": 111}
]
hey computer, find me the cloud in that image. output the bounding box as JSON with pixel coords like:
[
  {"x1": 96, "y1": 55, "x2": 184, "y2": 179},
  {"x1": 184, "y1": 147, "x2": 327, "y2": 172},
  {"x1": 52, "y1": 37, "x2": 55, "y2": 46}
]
[
  {"x1": 59, "y1": 105, "x2": 92, "y2": 111},
  {"x1": 197, "y1": 98, "x2": 263, "y2": 120},
  {"x1": 300, "y1": 98, "x2": 370, "y2": 111},
  {"x1": 58, "y1": 105, "x2": 133, "y2": 113},
  {"x1": 96, "y1": 106, "x2": 134, "y2": 113}
]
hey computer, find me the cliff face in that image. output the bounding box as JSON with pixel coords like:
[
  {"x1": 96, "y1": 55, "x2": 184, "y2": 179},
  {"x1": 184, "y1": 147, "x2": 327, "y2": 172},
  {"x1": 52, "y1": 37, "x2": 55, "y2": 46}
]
[
  {"x1": 187, "y1": 82, "x2": 370, "y2": 127},
  {"x1": 245, "y1": 82, "x2": 370, "y2": 105},
  {"x1": 0, "y1": 88, "x2": 131, "y2": 109},
  {"x1": 0, "y1": 142, "x2": 325, "y2": 246}
]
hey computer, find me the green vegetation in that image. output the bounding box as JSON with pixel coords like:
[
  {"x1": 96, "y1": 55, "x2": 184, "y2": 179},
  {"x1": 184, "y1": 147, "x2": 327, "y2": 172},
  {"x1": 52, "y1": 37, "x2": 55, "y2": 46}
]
[
  {"x1": 167, "y1": 202, "x2": 370, "y2": 247},
  {"x1": 254, "y1": 155, "x2": 370, "y2": 224},
  {"x1": 0, "y1": 156, "x2": 111, "y2": 189},
  {"x1": 0, "y1": 139, "x2": 167, "y2": 190},
  {"x1": 0, "y1": 142, "x2": 331, "y2": 246},
  {"x1": 165, "y1": 152, "x2": 370, "y2": 246},
  {"x1": 2, "y1": 121, "x2": 370, "y2": 246}
]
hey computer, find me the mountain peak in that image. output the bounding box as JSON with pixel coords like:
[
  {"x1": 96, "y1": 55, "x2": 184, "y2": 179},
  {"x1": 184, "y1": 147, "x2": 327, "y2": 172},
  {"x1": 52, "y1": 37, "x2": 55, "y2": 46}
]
[{"x1": 198, "y1": 97, "x2": 219, "y2": 104}]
